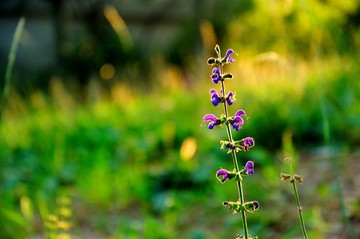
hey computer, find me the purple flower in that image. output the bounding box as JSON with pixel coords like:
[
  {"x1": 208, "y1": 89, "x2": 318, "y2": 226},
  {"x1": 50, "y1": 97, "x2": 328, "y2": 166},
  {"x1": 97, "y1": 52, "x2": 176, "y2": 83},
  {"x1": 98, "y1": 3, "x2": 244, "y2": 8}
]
[
  {"x1": 211, "y1": 68, "x2": 221, "y2": 84},
  {"x1": 245, "y1": 161, "x2": 254, "y2": 175},
  {"x1": 230, "y1": 110, "x2": 247, "y2": 131},
  {"x1": 241, "y1": 137, "x2": 255, "y2": 151},
  {"x1": 225, "y1": 49, "x2": 236, "y2": 63},
  {"x1": 226, "y1": 91, "x2": 235, "y2": 105},
  {"x1": 230, "y1": 117, "x2": 243, "y2": 131},
  {"x1": 216, "y1": 169, "x2": 232, "y2": 183},
  {"x1": 203, "y1": 114, "x2": 221, "y2": 129},
  {"x1": 235, "y1": 109, "x2": 247, "y2": 118},
  {"x1": 209, "y1": 89, "x2": 222, "y2": 106},
  {"x1": 209, "y1": 89, "x2": 235, "y2": 106}
]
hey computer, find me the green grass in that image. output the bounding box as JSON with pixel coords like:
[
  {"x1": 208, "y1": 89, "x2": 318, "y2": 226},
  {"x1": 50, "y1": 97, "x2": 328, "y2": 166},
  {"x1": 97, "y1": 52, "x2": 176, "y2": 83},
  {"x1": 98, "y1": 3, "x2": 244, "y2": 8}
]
[
  {"x1": 1, "y1": 54, "x2": 360, "y2": 238},
  {"x1": 2, "y1": 2, "x2": 360, "y2": 237},
  {"x1": 1, "y1": 17, "x2": 26, "y2": 119}
]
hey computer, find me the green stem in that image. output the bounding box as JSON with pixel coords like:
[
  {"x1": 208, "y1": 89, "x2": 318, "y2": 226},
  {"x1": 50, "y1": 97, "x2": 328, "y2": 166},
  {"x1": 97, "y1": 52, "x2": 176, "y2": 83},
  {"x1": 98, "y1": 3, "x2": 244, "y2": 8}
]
[
  {"x1": 220, "y1": 65, "x2": 249, "y2": 239},
  {"x1": 291, "y1": 180, "x2": 308, "y2": 239},
  {"x1": 235, "y1": 159, "x2": 249, "y2": 239}
]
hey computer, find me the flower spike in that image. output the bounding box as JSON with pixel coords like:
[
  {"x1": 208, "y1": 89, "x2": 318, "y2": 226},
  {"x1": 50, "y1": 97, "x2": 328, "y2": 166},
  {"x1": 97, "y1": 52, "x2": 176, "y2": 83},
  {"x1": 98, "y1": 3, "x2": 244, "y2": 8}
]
[{"x1": 202, "y1": 45, "x2": 257, "y2": 239}]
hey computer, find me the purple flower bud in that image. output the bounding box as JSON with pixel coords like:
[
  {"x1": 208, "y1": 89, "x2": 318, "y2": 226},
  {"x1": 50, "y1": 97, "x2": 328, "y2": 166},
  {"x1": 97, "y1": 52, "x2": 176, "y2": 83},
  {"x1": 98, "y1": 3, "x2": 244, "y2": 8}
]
[
  {"x1": 226, "y1": 91, "x2": 235, "y2": 105},
  {"x1": 211, "y1": 68, "x2": 221, "y2": 84},
  {"x1": 225, "y1": 49, "x2": 236, "y2": 63},
  {"x1": 203, "y1": 114, "x2": 221, "y2": 129},
  {"x1": 245, "y1": 161, "x2": 255, "y2": 175},
  {"x1": 241, "y1": 137, "x2": 255, "y2": 151},
  {"x1": 252, "y1": 201, "x2": 260, "y2": 210},
  {"x1": 216, "y1": 169, "x2": 231, "y2": 183},
  {"x1": 209, "y1": 89, "x2": 222, "y2": 106}
]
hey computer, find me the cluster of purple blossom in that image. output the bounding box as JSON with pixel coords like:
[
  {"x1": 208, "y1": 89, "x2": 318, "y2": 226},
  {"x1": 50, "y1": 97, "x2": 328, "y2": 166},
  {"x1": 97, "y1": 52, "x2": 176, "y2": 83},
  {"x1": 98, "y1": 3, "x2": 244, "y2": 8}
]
[{"x1": 202, "y1": 45, "x2": 259, "y2": 238}]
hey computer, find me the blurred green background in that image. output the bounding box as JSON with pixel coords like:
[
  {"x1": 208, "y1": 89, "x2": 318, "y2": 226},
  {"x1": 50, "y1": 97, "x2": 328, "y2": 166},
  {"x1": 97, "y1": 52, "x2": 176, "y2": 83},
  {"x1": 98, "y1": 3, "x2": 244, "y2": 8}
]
[{"x1": 1, "y1": 0, "x2": 360, "y2": 238}]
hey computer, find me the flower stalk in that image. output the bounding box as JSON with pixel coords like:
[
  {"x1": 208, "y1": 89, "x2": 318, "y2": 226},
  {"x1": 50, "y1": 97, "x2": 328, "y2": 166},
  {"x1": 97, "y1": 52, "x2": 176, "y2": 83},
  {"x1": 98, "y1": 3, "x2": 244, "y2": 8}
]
[
  {"x1": 281, "y1": 158, "x2": 308, "y2": 239},
  {"x1": 291, "y1": 177, "x2": 308, "y2": 239},
  {"x1": 204, "y1": 45, "x2": 257, "y2": 239}
]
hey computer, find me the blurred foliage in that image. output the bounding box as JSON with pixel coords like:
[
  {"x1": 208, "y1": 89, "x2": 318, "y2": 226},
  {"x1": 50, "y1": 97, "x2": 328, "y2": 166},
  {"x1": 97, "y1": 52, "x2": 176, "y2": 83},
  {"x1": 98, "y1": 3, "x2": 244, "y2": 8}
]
[
  {"x1": 1, "y1": 57, "x2": 360, "y2": 237},
  {"x1": 227, "y1": 0, "x2": 360, "y2": 56},
  {"x1": 1, "y1": 0, "x2": 360, "y2": 238}
]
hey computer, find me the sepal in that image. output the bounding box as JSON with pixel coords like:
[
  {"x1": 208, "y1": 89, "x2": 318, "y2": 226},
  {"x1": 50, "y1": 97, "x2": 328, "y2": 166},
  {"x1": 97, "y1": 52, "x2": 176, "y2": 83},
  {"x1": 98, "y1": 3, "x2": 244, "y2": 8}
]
[
  {"x1": 207, "y1": 57, "x2": 219, "y2": 65},
  {"x1": 281, "y1": 173, "x2": 303, "y2": 184},
  {"x1": 281, "y1": 172, "x2": 291, "y2": 181},
  {"x1": 243, "y1": 201, "x2": 260, "y2": 213},
  {"x1": 222, "y1": 73, "x2": 233, "y2": 79},
  {"x1": 220, "y1": 140, "x2": 240, "y2": 153},
  {"x1": 223, "y1": 201, "x2": 242, "y2": 214},
  {"x1": 294, "y1": 174, "x2": 303, "y2": 184}
]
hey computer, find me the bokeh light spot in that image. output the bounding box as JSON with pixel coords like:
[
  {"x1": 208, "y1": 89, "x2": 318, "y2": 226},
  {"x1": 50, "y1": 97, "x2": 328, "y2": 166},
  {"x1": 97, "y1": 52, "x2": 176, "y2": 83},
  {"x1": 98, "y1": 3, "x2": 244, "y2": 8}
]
[
  {"x1": 100, "y1": 63, "x2": 115, "y2": 80},
  {"x1": 180, "y1": 137, "x2": 197, "y2": 161}
]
